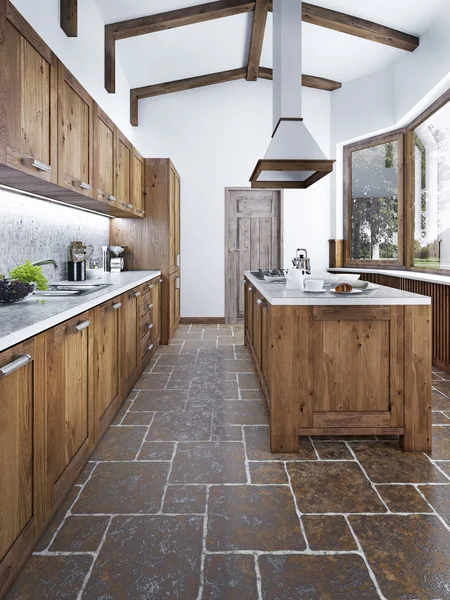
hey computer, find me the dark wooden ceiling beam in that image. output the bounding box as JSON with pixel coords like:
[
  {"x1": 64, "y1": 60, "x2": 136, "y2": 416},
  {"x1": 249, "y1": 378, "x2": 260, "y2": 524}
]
[
  {"x1": 130, "y1": 68, "x2": 247, "y2": 125},
  {"x1": 60, "y1": 0, "x2": 77, "y2": 37},
  {"x1": 130, "y1": 66, "x2": 342, "y2": 125},
  {"x1": 268, "y1": 1, "x2": 419, "y2": 52},
  {"x1": 247, "y1": 0, "x2": 269, "y2": 81},
  {"x1": 258, "y1": 67, "x2": 341, "y2": 92},
  {"x1": 105, "y1": 0, "x2": 255, "y2": 92}
]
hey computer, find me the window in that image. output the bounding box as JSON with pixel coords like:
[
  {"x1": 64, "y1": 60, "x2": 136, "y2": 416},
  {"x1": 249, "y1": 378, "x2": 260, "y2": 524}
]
[
  {"x1": 410, "y1": 96, "x2": 450, "y2": 271},
  {"x1": 344, "y1": 132, "x2": 404, "y2": 266}
]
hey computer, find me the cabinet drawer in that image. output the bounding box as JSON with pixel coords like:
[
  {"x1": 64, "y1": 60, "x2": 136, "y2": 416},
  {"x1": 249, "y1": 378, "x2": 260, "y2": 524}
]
[
  {"x1": 140, "y1": 319, "x2": 154, "y2": 342},
  {"x1": 141, "y1": 298, "x2": 154, "y2": 318}
]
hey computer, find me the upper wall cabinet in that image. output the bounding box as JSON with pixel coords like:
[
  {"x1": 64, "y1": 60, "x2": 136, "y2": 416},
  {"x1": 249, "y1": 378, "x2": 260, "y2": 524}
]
[
  {"x1": 1, "y1": 2, "x2": 58, "y2": 183},
  {"x1": 57, "y1": 63, "x2": 94, "y2": 198},
  {"x1": 132, "y1": 146, "x2": 145, "y2": 217},
  {"x1": 93, "y1": 103, "x2": 117, "y2": 207},
  {"x1": 116, "y1": 131, "x2": 133, "y2": 214}
]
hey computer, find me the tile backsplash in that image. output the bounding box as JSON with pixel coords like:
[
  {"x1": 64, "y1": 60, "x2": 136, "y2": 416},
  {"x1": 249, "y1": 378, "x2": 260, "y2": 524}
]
[{"x1": 0, "y1": 188, "x2": 110, "y2": 283}]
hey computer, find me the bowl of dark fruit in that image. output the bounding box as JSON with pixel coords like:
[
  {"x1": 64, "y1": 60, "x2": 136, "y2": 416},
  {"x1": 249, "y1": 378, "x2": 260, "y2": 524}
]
[{"x1": 0, "y1": 279, "x2": 35, "y2": 303}]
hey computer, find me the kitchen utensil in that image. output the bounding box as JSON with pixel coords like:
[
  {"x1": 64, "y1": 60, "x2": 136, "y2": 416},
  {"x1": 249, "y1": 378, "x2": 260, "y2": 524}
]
[
  {"x1": 304, "y1": 279, "x2": 324, "y2": 291},
  {"x1": 292, "y1": 248, "x2": 311, "y2": 274},
  {"x1": 68, "y1": 261, "x2": 86, "y2": 281},
  {"x1": 286, "y1": 268, "x2": 304, "y2": 290}
]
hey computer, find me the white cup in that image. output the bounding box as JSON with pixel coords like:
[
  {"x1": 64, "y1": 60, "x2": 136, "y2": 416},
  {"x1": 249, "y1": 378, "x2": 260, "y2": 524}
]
[{"x1": 304, "y1": 279, "x2": 324, "y2": 292}]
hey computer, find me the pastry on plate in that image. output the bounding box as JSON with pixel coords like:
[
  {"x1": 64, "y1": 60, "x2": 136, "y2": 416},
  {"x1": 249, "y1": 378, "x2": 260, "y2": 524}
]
[{"x1": 335, "y1": 283, "x2": 353, "y2": 293}]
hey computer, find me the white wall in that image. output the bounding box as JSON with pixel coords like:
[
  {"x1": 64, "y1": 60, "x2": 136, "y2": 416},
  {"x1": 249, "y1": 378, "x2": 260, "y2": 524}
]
[
  {"x1": 134, "y1": 80, "x2": 331, "y2": 318},
  {"x1": 10, "y1": 0, "x2": 134, "y2": 142}
]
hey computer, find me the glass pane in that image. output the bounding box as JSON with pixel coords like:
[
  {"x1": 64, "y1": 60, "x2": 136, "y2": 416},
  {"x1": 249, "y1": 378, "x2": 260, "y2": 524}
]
[
  {"x1": 351, "y1": 140, "x2": 399, "y2": 260},
  {"x1": 413, "y1": 101, "x2": 450, "y2": 269}
]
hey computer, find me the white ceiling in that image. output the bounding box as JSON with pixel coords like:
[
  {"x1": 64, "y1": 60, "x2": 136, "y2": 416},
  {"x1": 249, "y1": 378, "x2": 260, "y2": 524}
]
[{"x1": 94, "y1": 0, "x2": 448, "y2": 89}]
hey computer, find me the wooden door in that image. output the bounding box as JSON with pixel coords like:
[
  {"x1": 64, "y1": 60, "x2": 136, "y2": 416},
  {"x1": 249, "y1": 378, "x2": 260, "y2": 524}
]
[
  {"x1": 93, "y1": 104, "x2": 116, "y2": 207},
  {"x1": 46, "y1": 312, "x2": 91, "y2": 508},
  {"x1": 132, "y1": 147, "x2": 145, "y2": 217},
  {"x1": 0, "y1": 337, "x2": 45, "y2": 597},
  {"x1": 116, "y1": 132, "x2": 132, "y2": 214},
  {"x1": 225, "y1": 188, "x2": 282, "y2": 322},
  {"x1": 4, "y1": 3, "x2": 58, "y2": 183},
  {"x1": 169, "y1": 166, "x2": 178, "y2": 273},
  {"x1": 92, "y1": 299, "x2": 121, "y2": 442},
  {"x1": 58, "y1": 63, "x2": 93, "y2": 196},
  {"x1": 121, "y1": 288, "x2": 140, "y2": 396}
]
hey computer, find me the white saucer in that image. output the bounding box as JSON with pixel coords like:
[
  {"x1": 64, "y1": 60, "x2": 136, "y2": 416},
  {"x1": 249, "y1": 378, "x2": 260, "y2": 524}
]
[
  {"x1": 303, "y1": 289, "x2": 327, "y2": 293},
  {"x1": 330, "y1": 288, "x2": 363, "y2": 294}
]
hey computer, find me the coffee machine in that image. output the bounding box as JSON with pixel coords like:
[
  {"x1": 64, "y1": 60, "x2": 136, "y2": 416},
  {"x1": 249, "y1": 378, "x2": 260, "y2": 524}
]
[{"x1": 102, "y1": 246, "x2": 128, "y2": 273}]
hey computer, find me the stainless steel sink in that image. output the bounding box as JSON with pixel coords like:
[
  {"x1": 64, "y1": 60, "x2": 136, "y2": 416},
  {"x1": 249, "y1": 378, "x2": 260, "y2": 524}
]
[{"x1": 34, "y1": 283, "x2": 113, "y2": 297}]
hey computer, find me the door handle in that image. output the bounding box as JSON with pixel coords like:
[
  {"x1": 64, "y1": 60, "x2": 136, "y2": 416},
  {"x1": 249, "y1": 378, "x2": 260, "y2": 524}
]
[
  {"x1": 132, "y1": 291, "x2": 141, "y2": 298},
  {"x1": 0, "y1": 354, "x2": 32, "y2": 379},
  {"x1": 107, "y1": 302, "x2": 122, "y2": 312},
  {"x1": 66, "y1": 320, "x2": 91, "y2": 335},
  {"x1": 107, "y1": 195, "x2": 116, "y2": 203},
  {"x1": 22, "y1": 158, "x2": 51, "y2": 173},
  {"x1": 73, "y1": 180, "x2": 91, "y2": 191}
]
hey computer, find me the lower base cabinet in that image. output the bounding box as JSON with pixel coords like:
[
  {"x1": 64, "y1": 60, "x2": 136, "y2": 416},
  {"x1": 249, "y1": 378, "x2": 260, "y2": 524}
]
[
  {"x1": 169, "y1": 271, "x2": 181, "y2": 342},
  {"x1": 0, "y1": 277, "x2": 162, "y2": 600}
]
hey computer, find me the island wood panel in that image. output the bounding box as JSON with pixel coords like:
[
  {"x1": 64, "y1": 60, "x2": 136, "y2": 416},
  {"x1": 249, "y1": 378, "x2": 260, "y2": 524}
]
[
  {"x1": 92, "y1": 299, "x2": 121, "y2": 443},
  {"x1": 57, "y1": 63, "x2": 94, "y2": 197},
  {"x1": 45, "y1": 311, "x2": 91, "y2": 509},
  {"x1": 333, "y1": 271, "x2": 449, "y2": 372},
  {"x1": 0, "y1": 335, "x2": 46, "y2": 600},
  {"x1": 4, "y1": 3, "x2": 58, "y2": 184},
  {"x1": 93, "y1": 104, "x2": 116, "y2": 206}
]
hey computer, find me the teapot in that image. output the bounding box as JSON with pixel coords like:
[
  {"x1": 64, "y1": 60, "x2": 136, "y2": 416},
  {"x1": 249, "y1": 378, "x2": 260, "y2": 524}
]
[{"x1": 286, "y1": 268, "x2": 304, "y2": 290}]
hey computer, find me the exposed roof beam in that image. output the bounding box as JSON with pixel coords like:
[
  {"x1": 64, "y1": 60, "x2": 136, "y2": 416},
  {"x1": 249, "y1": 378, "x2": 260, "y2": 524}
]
[
  {"x1": 130, "y1": 67, "x2": 342, "y2": 126},
  {"x1": 258, "y1": 67, "x2": 342, "y2": 92},
  {"x1": 105, "y1": 0, "x2": 255, "y2": 93},
  {"x1": 60, "y1": 0, "x2": 77, "y2": 37},
  {"x1": 247, "y1": 0, "x2": 269, "y2": 81},
  {"x1": 130, "y1": 68, "x2": 247, "y2": 126},
  {"x1": 268, "y1": 1, "x2": 419, "y2": 52}
]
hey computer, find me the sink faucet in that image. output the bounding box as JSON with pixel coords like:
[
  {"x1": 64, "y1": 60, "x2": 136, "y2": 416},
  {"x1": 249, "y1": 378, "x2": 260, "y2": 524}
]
[{"x1": 32, "y1": 259, "x2": 59, "y2": 270}]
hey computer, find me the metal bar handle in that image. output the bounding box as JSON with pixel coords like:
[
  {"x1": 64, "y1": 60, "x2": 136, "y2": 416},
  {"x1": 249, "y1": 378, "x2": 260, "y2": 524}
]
[
  {"x1": 133, "y1": 291, "x2": 141, "y2": 298},
  {"x1": 22, "y1": 158, "x2": 51, "y2": 173},
  {"x1": 66, "y1": 320, "x2": 91, "y2": 335},
  {"x1": 148, "y1": 303, "x2": 154, "y2": 309},
  {"x1": 257, "y1": 299, "x2": 264, "y2": 305},
  {"x1": 0, "y1": 354, "x2": 32, "y2": 379},
  {"x1": 107, "y1": 302, "x2": 122, "y2": 312},
  {"x1": 176, "y1": 254, "x2": 181, "y2": 267},
  {"x1": 148, "y1": 344, "x2": 154, "y2": 351},
  {"x1": 176, "y1": 277, "x2": 180, "y2": 289},
  {"x1": 73, "y1": 180, "x2": 92, "y2": 191},
  {"x1": 148, "y1": 323, "x2": 154, "y2": 330},
  {"x1": 159, "y1": 278, "x2": 163, "y2": 283},
  {"x1": 248, "y1": 287, "x2": 253, "y2": 292},
  {"x1": 108, "y1": 195, "x2": 116, "y2": 202}
]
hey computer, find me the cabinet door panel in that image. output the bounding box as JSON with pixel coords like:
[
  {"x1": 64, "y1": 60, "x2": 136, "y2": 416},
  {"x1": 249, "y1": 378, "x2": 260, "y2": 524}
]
[
  {"x1": 94, "y1": 105, "x2": 116, "y2": 205},
  {"x1": 169, "y1": 167, "x2": 177, "y2": 273},
  {"x1": 58, "y1": 64, "x2": 93, "y2": 196},
  {"x1": 0, "y1": 340, "x2": 34, "y2": 563},
  {"x1": 121, "y1": 290, "x2": 140, "y2": 395},
  {"x1": 152, "y1": 279, "x2": 161, "y2": 342},
  {"x1": 175, "y1": 173, "x2": 181, "y2": 262},
  {"x1": 46, "y1": 312, "x2": 90, "y2": 502},
  {"x1": 5, "y1": 5, "x2": 57, "y2": 182},
  {"x1": 132, "y1": 149, "x2": 144, "y2": 216},
  {"x1": 116, "y1": 133, "x2": 132, "y2": 213}
]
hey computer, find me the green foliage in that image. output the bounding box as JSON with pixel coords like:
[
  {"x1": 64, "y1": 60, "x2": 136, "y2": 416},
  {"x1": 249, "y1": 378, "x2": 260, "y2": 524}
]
[
  {"x1": 10, "y1": 260, "x2": 48, "y2": 291},
  {"x1": 0, "y1": 273, "x2": 5, "y2": 281}
]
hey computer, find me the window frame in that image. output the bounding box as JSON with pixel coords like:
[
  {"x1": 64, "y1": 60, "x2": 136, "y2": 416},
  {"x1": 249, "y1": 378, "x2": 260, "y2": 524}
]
[
  {"x1": 343, "y1": 129, "x2": 405, "y2": 268},
  {"x1": 405, "y1": 88, "x2": 450, "y2": 275}
]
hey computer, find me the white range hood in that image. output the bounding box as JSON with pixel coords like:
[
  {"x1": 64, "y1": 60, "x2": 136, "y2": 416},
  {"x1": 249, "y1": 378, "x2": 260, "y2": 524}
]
[{"x1": 250, "y1": 0, "x2": 334, "y2": 189}]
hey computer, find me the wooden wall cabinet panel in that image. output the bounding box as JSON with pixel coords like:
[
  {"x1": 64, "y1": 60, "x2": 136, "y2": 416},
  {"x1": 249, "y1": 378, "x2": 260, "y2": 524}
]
[
  {"x1": 132, "y1": 147, "x2": 145, "y2": 217},
  {"x1": 57, "y1": 63, "x2": 94, "y2": 197},
  {"x1": 120, "y1": 288, "x2": 140, "y2": 397},
  {"x1": 169, "y1": 271, "x2": 181, "y2": 339},
  {"x1": 2, "y1": 2, "x2": 57, "y2": 183},
  {"x1": 110, "y1": 158, "x2": 182, "y2": 344},
  {"x1": 116, "y1": 132, "x2": 133, "y2": 214},
  {"x1": 93, "y1": 104, "x2": 117, "y2": 207},
  {"x1": 92, "y1": 299, "x2": 122, "y2": 443},
  {"x1": 45, "y1": 311, "x2": 92, "y2": 509},
  {"x1": 0, "y1": 336, "x2": 45, "y2": 599}
]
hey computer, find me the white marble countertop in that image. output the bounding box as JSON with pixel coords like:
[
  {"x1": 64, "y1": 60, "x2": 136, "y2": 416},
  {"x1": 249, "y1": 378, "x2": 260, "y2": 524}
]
[
  {"x1": 245, "y1": 271, "x2": 431, "y2": 306},
  {"x1": 0, "y1": 271, "x2": 161, "y2": 351},
  {"x1": 328, "y1": 267, "x2": 450, "y2": 286}
]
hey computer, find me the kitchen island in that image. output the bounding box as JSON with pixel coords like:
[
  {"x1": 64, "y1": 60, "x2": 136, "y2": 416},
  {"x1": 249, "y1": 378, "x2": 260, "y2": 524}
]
[{"x1": 244, "y1": 272, "x2": 432, "y2": 453}]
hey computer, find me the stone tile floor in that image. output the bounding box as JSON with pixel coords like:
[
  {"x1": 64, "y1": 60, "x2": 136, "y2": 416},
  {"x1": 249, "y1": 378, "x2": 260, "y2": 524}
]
[{"x1": 7, "y1": 323, "x2": 450, "y2": 600}]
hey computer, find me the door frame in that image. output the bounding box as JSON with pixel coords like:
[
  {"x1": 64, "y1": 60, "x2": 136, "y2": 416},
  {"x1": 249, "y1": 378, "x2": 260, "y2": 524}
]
[{"x1": 224, "y1": 187, "x2": 284, "y2": 324}]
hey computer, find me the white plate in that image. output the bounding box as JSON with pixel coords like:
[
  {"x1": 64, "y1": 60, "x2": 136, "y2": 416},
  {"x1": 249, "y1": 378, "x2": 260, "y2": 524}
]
[
  {"x1": 303, "y1": 289, "x2": 327, "y2": 293},
  {"x1": 330, "y1": 288, "x2": 363, "y2": 295}
]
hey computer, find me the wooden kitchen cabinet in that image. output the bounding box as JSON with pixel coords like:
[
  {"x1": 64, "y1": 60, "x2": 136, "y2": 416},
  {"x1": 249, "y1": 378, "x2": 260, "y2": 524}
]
[
  {"x1": 110, "y1": 158, "x2": 182, "y2": 344},
  {"x1": 92, "y1": 298, "x2": 122, "y2": 443},
  {"x1": 244, "y1": 280, "x2": 255, "y2": 347},
  {"x1": 132, "y1": 146, "x2": 145, "y2": 217},
  {"x1": 1, "y1": 2, "x2": 58, "y2": 184},
  {"x1": 120, "y1": 287, "x2": 141, "y2": 397},
  {"x1": 93, "y1": 103, "x2": 117, "y2": 208},
  {"x1": 139, "y1": 278, "x2": 161, "y2": 368},
  {"x1": 253, "y1": 291, "x2": 263, "y2": 369},
  {"x1": 116, "y1": 131, "x2": 133, "y2": 214},
  {"x1": 57, "y1": 62, "x2": 94, "y2": 197},
  {"x1": 152, "y1": 277, "x2": 162, "y2": 343},
  {"x1": 260, "y1": 299, "x2": 272, "y2": 397},
  {"x1": 0, "y1": 336, "x2": 45, "y2": 599},
  {"x1": 45, "y1": 312, "x2": 92, "y2": 510}
]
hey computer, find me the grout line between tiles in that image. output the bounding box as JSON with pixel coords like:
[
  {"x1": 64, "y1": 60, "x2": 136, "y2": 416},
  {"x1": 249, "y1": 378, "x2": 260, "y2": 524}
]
[{"x1": 76, "y1": 516, "x2": 114, "y2": 600}]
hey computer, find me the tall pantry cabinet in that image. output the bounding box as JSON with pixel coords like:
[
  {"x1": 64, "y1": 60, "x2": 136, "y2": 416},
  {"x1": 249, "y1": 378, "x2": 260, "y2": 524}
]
[{"x1": 110, "y1": 158, "x2": 181, "y2": 344}]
